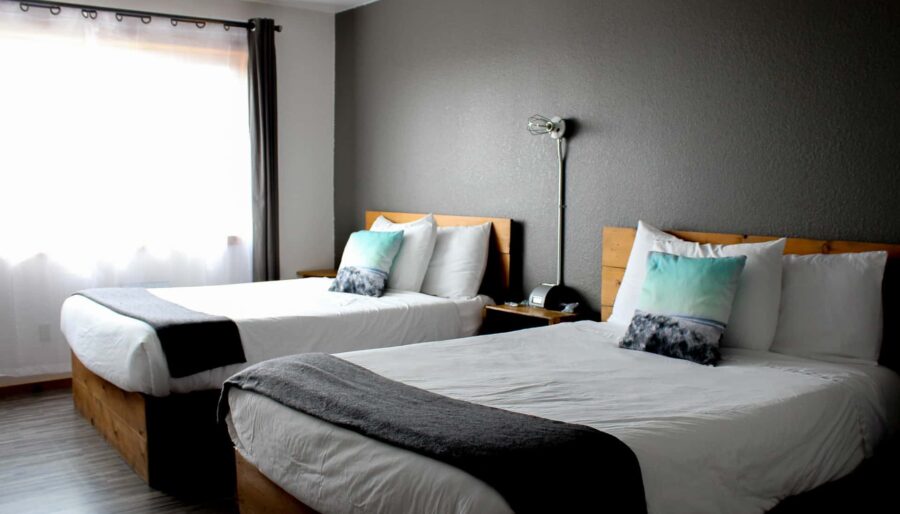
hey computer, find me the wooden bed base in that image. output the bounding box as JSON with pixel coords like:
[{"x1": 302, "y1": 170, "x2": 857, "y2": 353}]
[
  {"x1": 72, "y1": 353, "x2": 234, "y2": 496},
  {"x1": 235, "y1": 450, "x2": 316, "y2": 514},
  {"x1": 233, "y1": 441, "x2": 897, "y2": 514}
]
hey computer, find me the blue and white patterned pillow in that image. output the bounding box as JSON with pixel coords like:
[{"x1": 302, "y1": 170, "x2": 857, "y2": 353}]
[
  {"x1": 619, "y1": 251, "x2": 747, "y2": 365},
  {"x1": 330, "y1": 230, "x2": 404, "y2": 297}
]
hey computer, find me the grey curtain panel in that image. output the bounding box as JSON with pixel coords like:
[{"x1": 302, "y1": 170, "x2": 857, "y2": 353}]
[{"x1": 248, "y1": 18, "x2": 280, "y2": 282}]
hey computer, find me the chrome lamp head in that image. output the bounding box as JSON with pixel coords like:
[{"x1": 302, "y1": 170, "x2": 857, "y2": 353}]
[{"x1": 527, "y1": 114, "x2": 566, "y2": 139}]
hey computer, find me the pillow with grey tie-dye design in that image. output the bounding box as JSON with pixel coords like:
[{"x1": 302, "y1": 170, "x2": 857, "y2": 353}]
[
  {"x1": 619, "y1": 252, "x2": 746, "y2": 366},
  {"x1": 330, "y1": 230, "x2": 404, "y2": 297}
]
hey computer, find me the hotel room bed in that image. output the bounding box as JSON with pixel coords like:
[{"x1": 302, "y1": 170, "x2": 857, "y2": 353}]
[
  {"x1": 63, "y1": 277, "x2": 491, "y2": 396},
  {"x1": 61, "y1": 210, "x2": 513, "y2": 494},
  {"x1": 225, "y1": 320, "x2": 900, "y2": 514},
  {"x1": 223, "y1": 224, "x2": 900, "y2": 513}
]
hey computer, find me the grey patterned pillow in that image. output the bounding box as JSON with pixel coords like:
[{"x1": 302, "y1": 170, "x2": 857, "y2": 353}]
[
  {"x1": 329, "y1": 230, "x2": 403, "y2": 297},
  {"x1": 619, "y1": 252, "x2": 746, "y2": 366},
  {"x1": 620, "y1": 310, "x2": 724, "y2": 366},
  {"x1": 330, "y1": 266, "x2": 389, "y2": 297}
]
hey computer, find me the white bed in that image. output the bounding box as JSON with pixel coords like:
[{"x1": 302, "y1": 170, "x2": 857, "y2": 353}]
[
  {"x1": 226, "y1": 321, "x2": 900, "y2": 514},
  {"x1": 62, "y1": 277, "x2": 492, "y2": 395}
]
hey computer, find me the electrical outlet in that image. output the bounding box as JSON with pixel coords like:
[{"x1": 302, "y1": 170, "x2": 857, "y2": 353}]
[{"x1": 38, "y1": 324, "x2": 52, "y2": 343}]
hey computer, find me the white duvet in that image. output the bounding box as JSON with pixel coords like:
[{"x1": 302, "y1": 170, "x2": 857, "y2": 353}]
[
  {"x1": 61, "y1": 278, "x2": 491, "y2": 396},
  {"x1": 227, "y1": 321, "x2": 900, "y2": 514}
]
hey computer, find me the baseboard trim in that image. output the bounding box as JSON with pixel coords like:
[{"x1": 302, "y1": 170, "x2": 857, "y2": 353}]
[{"x1": 0, "y1": 377, "x2": 73, "y2": 398}]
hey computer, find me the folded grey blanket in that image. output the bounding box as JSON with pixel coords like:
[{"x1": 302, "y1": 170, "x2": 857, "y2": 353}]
[
  {"x1": 219, "y1": 353, "x2": 646, "y2": 513},
  {"x1": 76, "y1": 288, "x2": 245, "y2": 378}
]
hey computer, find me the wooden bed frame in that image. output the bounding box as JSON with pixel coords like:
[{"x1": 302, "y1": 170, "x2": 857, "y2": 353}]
[
  {"x1": 365, "y1": 211, "x2": 513, "y2": 299},
  {"x1": 233, "y1": 224, "x2": 900, "y2": 513},
  {"x1": 71, "y1": 211, "x2": 514, "y2": 496},
  {"x1": 600, "y1": 226, "x2": 900, "y2": 320}
]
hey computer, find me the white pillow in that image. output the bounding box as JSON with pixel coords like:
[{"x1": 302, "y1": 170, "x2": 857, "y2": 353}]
[
  {"x1": 770, "y1": 252, "x2": 887, "y2": 364},
  {"x1": 421, "y1": 222, "x2": 491, "y2": 298},
  {"x1": 608, "y1": 221, "x2": 680, "y2": 325},
  {"x1": 370, "y1": 214, "x2": 437, "y2": 292},
  {"x1": 651, "y1": 237, "x2": 786, "y2": 351}
]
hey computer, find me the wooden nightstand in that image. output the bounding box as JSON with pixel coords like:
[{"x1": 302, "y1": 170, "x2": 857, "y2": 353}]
[
  {"x1": 482, "y1": 304, "x2": 580, "y2": 334},
  {"x1": 296, "y1": 268, "x2": 338, "y2": 279}
]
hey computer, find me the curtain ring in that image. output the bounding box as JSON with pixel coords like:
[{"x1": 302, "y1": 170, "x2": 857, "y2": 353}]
[
  {"x1": 81, "y1": 9, "x2": 98, "y2": 20},
  {"x1": 19, "y1": 3, "x2": 29, "y2": 12},
  {"x1": 170, "y1": 18, "x2": 178, "y2": 27},
  {"x1": 115, "y1": 12, "x2": 123, "y2": 22},
  {"x1": 141, "y1": 15, "x2": 151, "y2": 24},
  {"x1": 195, "y1": 21, "x2": 206, "y2": 29},
  {"x1": 49, "y1": 5, "x2": 60, "y2": 15}
]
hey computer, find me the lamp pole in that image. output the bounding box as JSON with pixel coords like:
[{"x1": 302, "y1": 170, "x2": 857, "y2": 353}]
[{"x1": 556, "y1": 137, "x2": 565, "y2": 286}]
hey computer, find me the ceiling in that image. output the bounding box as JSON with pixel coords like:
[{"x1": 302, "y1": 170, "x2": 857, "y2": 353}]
[{"x1": 246, "y1": 0, "x2": 379, "y2": 13}]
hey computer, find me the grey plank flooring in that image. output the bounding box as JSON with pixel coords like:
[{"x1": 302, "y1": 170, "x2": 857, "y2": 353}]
[{"x1": 0, "y1": 389, "x2": 236, "y2": 514}]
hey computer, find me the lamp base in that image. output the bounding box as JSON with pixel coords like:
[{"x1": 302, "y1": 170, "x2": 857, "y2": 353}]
[{"x1": 527, "y1": 284, "x2": 581, "y2": 312}]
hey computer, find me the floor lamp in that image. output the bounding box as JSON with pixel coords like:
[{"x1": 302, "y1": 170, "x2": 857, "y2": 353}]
[{"x1": 526, "y1": 114, "x2": 581, "y2": 311}]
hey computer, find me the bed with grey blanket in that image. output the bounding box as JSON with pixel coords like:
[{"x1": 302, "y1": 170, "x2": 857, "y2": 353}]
[
  {"x1": 219, "y1": 353, "x2": 647, "y2": 513},
  {"x1": 75, "y1": 288, "x2": 245, "y2": 378}
]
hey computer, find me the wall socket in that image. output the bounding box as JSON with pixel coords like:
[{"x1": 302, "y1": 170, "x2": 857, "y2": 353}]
[{"x1": 38, "y1": 324, "x2": 52, "y2": 343}]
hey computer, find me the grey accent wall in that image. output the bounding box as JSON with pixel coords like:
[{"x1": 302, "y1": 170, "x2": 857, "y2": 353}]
[{"x1": 335, "y1": 0, "x2": 900, "y2": 309}]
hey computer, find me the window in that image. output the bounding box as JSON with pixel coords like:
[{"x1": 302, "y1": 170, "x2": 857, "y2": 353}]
[{"x1": 0, "y1": 5, "x2": 252, "y2": 376}]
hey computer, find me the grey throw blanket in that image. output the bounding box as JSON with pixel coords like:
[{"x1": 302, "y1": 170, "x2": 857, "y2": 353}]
[
  {"x1": 219, "y1": 353, "x2": 646, "y2": 513},
  {"x1": 76, "y1": 288, "x2": 245, "y2": 378}
]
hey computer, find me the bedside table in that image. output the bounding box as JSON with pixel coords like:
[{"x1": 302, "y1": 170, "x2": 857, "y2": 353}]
[
  {"x1": 482, "y1": 304, "x2": 580, "y2": 334},
  {"x1": 296, "y1": 268, "x2": 337, "y2": 279}
]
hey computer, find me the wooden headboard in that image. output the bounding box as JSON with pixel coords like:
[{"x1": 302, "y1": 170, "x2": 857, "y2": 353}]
[
  {"x1": 601, "y1": 226, "x2": 900, "y2": 321},
  {"x1": 365, "y1": 211, "x2": 513, "y2": 298}
]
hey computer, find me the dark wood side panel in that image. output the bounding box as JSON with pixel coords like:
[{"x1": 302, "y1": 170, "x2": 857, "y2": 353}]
[{"x1": 145, "y1": 389, "x2": 235, "y2": 496}]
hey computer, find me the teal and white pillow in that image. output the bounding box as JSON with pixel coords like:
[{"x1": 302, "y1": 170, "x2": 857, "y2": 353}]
[
  {"x1": 619, "y1": 252, "x2": 747, "y2": 365},
  {"x1": 330, "y1": 230, "x2": 404, "y2": 297}
]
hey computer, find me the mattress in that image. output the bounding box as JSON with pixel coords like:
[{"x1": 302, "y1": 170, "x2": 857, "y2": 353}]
[
  {"x1": 62, "y1": 278, "x2": 492, "y2": 396},
  {"x1": 227, "y1": 321, "x2": 900, "y2": 514}
]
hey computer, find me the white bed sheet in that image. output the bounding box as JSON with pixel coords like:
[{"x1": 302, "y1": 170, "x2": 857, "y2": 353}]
[
  {"x1": 227, "y1": 321, "x2": 900, "y2": 514},
  {"x1": 61, "y1": 278, "x2": 492, "y2": 396}
]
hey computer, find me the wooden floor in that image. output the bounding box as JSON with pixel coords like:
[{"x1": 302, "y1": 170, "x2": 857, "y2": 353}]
[
  {"x1": 4, "y1": 388, "x2": 897, "y2": 514},
  {"x1": 0, "y1": 389, "x2": 236, "y2": 514}
]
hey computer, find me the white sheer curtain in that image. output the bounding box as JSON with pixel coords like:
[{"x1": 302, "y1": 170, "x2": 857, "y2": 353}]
[{"x1": 0, "y1": 3, "x2": 252, "y2": 377}]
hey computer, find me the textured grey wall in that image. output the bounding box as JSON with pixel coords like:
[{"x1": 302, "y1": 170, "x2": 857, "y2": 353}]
[{"x1": 335, "y1": 0, "x2": 900, "y2": 309}]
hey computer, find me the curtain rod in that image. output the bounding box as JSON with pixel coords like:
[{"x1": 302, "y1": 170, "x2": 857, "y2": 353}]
[{"x1": 9, "y1": 0, "x2": 282, "y2": 31}]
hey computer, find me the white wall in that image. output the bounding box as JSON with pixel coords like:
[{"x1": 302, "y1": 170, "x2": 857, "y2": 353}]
[{"x1": 92, "y1": 0, "x2": 336, "y2": 277}]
